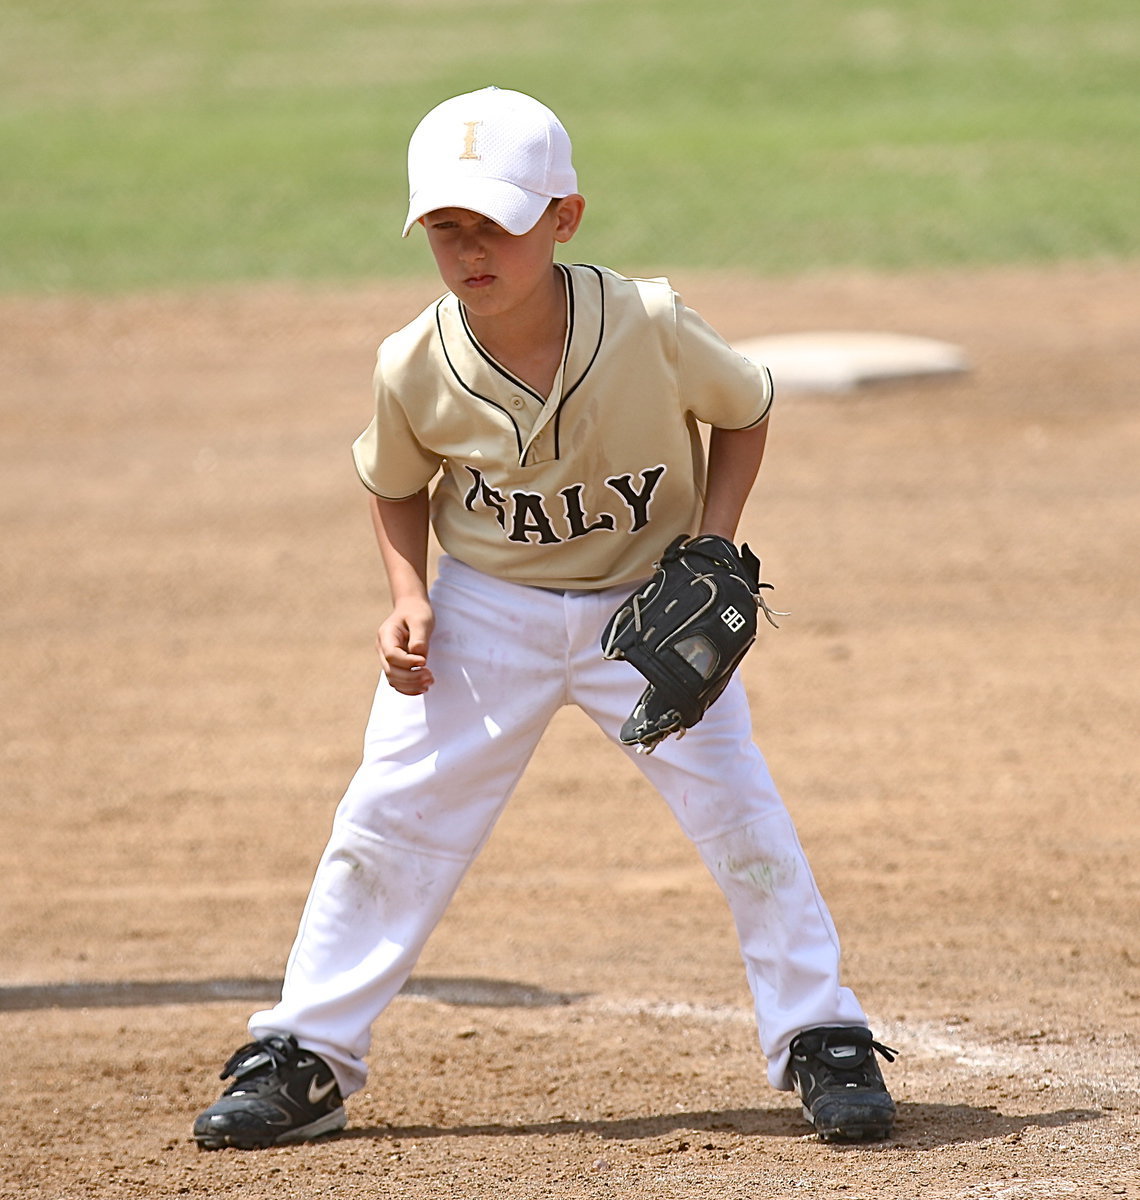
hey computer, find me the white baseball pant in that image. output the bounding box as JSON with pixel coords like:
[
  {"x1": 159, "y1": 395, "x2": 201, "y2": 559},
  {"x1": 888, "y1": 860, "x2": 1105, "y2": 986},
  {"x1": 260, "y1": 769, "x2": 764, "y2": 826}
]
[{"x1": 250, "y1": 554, "x2": 867, "y2": 1096}]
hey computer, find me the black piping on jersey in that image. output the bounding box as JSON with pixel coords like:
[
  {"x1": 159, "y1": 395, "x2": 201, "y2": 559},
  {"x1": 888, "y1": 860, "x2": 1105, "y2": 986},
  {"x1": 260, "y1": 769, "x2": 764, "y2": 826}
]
[
  {"x1": 440, "y1": 265, "x2": 607, "y2": 468},
  {"x1": 552, "y1": 264, "x2": 606, "y2": 460},
  {"x1": 435, "y1": 299, "x2": 526, "y2": 462},
  {"x1": 739, "y1": 364, "x2": 775, "y2": 428},
  {"x1": 452, "y1": 264, "x2": 582, "y2": 421},
  {"x1": 457, "y1": 305, "x2": 548, "y2": 408}
]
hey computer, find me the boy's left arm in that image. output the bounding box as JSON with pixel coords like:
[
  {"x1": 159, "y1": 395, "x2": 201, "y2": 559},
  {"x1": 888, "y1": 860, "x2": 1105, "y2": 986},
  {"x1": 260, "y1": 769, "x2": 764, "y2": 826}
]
[{"x1": 699, "y1": 420, "x2": 770, "y2": 541}]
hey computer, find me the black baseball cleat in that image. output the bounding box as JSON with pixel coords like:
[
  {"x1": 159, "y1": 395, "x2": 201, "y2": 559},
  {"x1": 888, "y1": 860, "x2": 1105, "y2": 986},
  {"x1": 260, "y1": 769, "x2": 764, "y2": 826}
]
[
  {"x1": 193, "y1": 1034, "x2": 346, "y2": 1150},
  {"x1": 788, "y1": 1025, "x2": 898, "y2": 1143}
]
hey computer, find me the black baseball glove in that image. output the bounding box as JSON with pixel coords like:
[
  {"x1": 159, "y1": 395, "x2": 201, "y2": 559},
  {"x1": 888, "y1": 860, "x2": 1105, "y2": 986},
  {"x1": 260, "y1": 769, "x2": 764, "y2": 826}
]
[{"x1": 601, "y1": 534, "x2": 784, "y2": 753}]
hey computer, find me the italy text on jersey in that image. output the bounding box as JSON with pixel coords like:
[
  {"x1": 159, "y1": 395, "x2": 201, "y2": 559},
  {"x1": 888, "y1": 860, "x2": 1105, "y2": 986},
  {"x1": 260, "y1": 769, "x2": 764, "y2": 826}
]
[{"x1": 462, "y1": 464, "x2": 667, "y2": 545}]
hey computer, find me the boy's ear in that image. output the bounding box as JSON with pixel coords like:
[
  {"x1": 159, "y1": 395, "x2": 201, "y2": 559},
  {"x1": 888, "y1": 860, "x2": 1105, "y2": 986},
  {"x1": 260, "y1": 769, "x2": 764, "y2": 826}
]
[{"x1": 553, "y1": 194, "x2": 586, "y2": 243}]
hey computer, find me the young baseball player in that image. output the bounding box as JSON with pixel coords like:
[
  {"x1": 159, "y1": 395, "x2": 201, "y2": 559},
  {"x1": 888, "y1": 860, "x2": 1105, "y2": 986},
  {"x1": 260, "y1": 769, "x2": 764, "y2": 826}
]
[{"x1": 193, "y1": 86, "x2": 896, "y2": 1150}]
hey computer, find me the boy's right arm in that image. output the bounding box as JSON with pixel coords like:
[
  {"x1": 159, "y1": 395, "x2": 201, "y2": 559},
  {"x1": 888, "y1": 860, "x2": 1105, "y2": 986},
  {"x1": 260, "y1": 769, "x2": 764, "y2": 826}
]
[{"x1": 369, "y1": 490, "x2": 435, "y2": 696}]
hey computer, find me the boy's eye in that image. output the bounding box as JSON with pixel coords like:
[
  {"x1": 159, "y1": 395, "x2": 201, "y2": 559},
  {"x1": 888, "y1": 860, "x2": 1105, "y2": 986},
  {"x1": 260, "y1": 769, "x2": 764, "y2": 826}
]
[{"x1": 425, "y1": 213, "x2": 507, "y2": 237}]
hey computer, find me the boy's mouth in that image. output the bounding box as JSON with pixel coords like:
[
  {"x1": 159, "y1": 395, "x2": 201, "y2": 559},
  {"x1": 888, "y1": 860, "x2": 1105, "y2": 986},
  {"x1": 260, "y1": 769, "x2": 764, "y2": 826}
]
[{"x1": 464, "y1": 274, "x2": 495, "y2": 288}]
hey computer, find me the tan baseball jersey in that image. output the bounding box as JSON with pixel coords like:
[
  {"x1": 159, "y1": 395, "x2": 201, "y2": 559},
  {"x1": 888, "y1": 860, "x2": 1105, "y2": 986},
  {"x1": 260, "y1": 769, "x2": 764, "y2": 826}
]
[{"x1": 352, "y1": 264, "x2": 773, "y2": 590}]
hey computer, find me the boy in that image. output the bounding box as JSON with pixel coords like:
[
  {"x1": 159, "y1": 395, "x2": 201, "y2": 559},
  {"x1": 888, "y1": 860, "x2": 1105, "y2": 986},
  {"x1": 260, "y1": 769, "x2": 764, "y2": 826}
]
[{"x1": 193, "y1": 86, "x2": 896, "y2": 1150}]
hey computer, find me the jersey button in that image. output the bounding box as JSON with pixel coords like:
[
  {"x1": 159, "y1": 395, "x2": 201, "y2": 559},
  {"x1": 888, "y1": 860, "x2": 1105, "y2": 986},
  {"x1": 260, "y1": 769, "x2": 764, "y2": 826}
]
[{"x1": 510, "y1": 395, "x2": 524, "y2": 409}]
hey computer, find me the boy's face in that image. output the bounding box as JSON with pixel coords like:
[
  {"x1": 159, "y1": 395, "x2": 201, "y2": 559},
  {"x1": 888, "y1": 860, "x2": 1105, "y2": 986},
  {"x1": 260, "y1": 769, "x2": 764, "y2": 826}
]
[{"x1": 420, "y1": 196, "x2": 584, "y2": 320}]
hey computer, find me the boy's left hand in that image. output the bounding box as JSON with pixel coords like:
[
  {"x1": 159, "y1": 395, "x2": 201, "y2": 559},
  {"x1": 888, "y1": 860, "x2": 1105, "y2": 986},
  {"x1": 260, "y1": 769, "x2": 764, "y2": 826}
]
[{"x1": 600, "y1": 534, "x2": 782, "y2": 752}]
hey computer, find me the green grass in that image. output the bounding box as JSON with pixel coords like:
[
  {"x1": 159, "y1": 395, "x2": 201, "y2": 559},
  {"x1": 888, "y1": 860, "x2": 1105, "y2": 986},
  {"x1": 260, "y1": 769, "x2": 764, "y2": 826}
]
[{"x1": 1, "y1": 0, "x2": 1137, "y2": 292}]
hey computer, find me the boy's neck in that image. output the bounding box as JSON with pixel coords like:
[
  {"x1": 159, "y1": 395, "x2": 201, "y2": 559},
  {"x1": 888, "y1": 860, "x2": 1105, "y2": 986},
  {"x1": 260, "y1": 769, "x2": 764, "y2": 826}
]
[{"x1": 463, "y1": 266, "x2": 568, "y2": 397}]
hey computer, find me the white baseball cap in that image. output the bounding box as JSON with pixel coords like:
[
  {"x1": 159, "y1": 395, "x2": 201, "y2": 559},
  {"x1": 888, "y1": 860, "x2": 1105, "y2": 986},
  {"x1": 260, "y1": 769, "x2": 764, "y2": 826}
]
[{"x1": 402, "y1": 86, "x2": 578, "y2": 238}]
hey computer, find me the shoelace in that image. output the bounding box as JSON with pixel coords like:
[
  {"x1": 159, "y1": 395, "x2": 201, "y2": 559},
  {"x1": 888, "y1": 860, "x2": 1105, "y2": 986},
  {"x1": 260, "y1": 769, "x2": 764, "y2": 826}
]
[
  {"x1": 870, "y1": 1038, "x2": 898, "y2": 1064},
  {"x1": 219, "y1": 1037, "x2": 296, "y2": 1083},
  {"x1": 811, "y1": 1028, "x2": 898, "y2": 1061},
  {"x1": 822, "y1": 1035, "x2": 897, "y2": 1085},
  {"x1": 795, "y1": 1028, "x2": 898, "y2": 1087}
]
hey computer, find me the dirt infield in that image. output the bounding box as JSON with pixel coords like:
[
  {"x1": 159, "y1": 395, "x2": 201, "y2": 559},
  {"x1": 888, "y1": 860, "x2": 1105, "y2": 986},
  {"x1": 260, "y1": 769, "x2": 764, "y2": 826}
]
[{"x1": 1, "y1": 262, "x2": 1137, "y2": 1199}]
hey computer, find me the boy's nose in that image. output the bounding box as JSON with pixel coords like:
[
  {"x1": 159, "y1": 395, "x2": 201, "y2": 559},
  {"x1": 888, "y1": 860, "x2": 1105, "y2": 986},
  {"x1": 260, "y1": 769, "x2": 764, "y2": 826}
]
[{"x1": 457, "y1": 232, "x2": 486, "y2": 262}]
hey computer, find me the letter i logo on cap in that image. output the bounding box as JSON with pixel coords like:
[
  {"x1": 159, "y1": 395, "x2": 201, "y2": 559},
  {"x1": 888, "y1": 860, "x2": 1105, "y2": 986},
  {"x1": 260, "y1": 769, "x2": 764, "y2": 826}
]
[{"x1": 461, "y1": 121, "x2": 482, "y2": 160}]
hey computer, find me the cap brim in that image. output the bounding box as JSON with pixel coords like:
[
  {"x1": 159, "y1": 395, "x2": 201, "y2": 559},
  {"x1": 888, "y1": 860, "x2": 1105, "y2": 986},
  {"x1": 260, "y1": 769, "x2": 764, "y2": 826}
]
[{"x1": 403, "y1": 177, "x2": 552, "y2": 238}]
